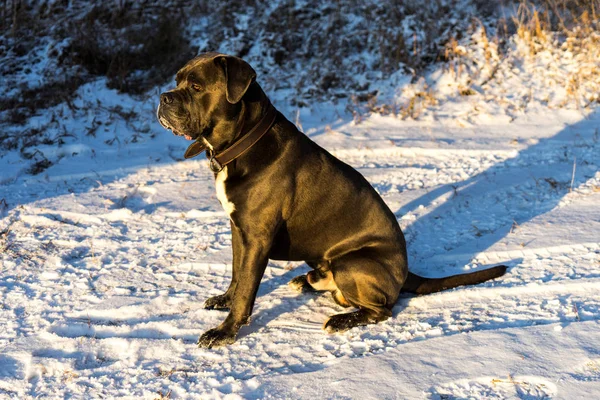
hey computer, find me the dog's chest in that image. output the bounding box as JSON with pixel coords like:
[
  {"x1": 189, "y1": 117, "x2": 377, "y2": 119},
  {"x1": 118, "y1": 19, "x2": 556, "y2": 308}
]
[{"x1": 215, "y1": 167, "x2": 235, "y2": 216}]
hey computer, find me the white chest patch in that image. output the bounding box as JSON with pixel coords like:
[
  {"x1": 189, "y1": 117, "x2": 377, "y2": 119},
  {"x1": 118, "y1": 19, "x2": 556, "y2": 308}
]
[{"x1": 215, "y1": 167, "x2": 235, "y2": 216}]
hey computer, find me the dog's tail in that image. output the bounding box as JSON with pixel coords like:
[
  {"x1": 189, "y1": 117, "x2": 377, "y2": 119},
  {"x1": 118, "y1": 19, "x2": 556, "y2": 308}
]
[{"x1": 401, "y1": 265, "x2": 507, "y2": 295}]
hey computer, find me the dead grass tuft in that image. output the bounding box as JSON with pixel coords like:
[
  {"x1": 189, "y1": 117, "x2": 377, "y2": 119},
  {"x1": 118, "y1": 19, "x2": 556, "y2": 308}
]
[{"x1": 353, "y1": 0, "x2": 600, "y2": 119}]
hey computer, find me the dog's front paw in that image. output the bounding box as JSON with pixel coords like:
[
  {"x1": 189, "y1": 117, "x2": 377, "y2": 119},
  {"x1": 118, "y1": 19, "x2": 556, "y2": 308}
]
[
  {"x1": 197, "y1": 328, "x2": 237, "y2": 348},
  {"x1": 203, "y1": 294, "x2": 231, "y2": 310}
]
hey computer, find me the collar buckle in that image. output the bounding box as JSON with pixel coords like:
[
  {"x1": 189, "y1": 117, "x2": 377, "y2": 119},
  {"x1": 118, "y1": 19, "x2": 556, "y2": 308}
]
[{"x1": 208, "y1": 152, "x2": 224, "y2": 173}]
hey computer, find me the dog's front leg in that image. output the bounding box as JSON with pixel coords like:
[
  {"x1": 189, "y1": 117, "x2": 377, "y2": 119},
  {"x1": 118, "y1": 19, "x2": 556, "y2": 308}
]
[
  {"x1": 197, "y1": 236, "x2": 270, "y2": 348},
  {"x1": 203, "y1": 221, "x2": 243, "y2": 310}
]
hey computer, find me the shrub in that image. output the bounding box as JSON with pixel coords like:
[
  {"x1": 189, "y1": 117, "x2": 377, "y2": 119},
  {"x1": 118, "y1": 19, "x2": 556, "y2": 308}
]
[{"x1": 65, "y1": 1, "x2": 196, "y2": 94}]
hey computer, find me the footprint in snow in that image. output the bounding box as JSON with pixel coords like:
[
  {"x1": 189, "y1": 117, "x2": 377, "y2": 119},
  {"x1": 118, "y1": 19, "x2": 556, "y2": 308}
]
[{"x1": 428, "y1": 375, "x2": 556, "y2": 399}]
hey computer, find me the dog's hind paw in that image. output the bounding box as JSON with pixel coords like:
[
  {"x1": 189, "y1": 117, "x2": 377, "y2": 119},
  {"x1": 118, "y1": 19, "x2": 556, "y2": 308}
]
[
  {"x1": 288, "y1": 274, "x2": 315, "y2": 293},
  {"x1": 197, "y1": 328, "x2": 237, "y2": 348},
  {"x1": 203, "y1": 294, "x2": 231, "y2": 310},
  {"x1": 323, "y1": 310, "x2": 389, "y2": 333}
]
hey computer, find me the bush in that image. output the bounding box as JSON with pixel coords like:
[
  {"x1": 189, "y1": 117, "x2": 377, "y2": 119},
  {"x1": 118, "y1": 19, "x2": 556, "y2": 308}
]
[{"x1": 65, "y1": 2, "x2": 196, "y2": 94}]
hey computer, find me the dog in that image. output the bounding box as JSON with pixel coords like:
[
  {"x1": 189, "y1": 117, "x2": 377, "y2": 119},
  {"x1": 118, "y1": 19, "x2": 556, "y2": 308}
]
[{"x1": 157, "y1": 52, "x2": 507, "y2": 348}]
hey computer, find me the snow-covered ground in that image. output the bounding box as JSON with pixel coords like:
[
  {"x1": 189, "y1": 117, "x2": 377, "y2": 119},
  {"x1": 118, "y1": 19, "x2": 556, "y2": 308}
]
[
  {"x1": 2, "y1": 1, "x2": 600, "y2": 397},
  {"x1": 1, "y1": 84, "x2": 599, "y2": 398}
]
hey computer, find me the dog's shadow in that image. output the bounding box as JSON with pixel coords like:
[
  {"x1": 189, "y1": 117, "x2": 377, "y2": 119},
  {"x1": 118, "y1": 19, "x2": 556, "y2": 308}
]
[
  {"x1": 395, "y1": 112, "x2": 599, "y2": 277},
  {"x1": 237, "y1": 265, "x2": 342, "y2": 338}
]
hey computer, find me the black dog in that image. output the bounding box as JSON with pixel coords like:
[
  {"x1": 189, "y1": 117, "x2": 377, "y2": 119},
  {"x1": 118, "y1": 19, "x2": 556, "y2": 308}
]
[{"x1": 157, "y1": 52, "x2": 506, "y2": 348}]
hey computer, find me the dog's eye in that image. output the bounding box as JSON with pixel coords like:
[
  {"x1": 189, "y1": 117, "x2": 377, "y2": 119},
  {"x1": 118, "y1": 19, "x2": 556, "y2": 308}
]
[{"x1": 191, "y1": 83, "x2": 202, "y2": 92}]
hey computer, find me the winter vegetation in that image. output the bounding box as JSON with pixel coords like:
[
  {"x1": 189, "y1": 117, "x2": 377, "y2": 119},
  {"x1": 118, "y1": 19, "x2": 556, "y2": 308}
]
[{"x1": 1, "y1": 0, "x2": 599, "y2": 398}]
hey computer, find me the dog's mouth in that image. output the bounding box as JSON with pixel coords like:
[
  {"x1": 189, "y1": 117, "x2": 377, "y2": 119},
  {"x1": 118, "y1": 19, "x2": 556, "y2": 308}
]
[{"x1": 157, "y1": 111, "x2": 195, "y2": 141}]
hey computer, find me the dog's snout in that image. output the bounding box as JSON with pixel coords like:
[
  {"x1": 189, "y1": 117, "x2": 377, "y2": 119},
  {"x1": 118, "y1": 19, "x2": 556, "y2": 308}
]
[{"x1": 160, "y1": 92, "x2": 174, "y2": 105}]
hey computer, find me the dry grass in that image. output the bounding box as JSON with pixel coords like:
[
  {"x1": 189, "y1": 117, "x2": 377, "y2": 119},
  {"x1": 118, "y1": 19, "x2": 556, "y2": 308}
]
[
  {"x1": 154, "y1": 390, "x2": 172, "y2": 400},
  {"x1": 398, "y1": 86, "x2": 439, "y2": 120},
  {"x1": 509, "y1": 0, "x2": 600, "y2": 107},
  {"x1": 354, "y1": 0, "x2": 600, "y2": 120}
]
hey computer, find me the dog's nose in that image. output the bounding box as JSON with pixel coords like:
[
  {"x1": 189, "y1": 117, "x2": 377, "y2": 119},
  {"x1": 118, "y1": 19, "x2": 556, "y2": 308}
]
[{"x1": 160, "y1": 93, "x2": 174, "y2": 105}]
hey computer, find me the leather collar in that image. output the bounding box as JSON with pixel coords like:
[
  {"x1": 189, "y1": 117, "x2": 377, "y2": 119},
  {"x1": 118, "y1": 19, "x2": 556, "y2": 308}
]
[{"x1": 184, "y1": 102, "x2": 278, "y2": 173}]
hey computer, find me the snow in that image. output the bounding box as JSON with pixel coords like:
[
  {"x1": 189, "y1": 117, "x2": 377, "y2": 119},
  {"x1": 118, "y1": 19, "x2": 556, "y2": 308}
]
[
  {"x1": 1, "y1": 97, "x2": 599, "y2": 397},
  {"x1": 256, "y1": 321, "x2": 600, "y2": 399}
]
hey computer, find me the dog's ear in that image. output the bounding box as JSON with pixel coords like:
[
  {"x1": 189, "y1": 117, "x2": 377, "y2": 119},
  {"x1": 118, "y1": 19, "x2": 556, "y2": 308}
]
[{"x1": 218, "y1": 55, "x2": 256, "y2": 104}]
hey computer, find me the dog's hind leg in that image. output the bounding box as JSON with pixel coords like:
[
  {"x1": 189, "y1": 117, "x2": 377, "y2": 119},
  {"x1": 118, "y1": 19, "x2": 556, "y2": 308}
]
[
  {"x1": 323, "y1": 254, "x2": 402, "y2": 333},
  {"x1": 288, "y1": 274, "x2": 314, "y2": 293},
  {"x1": 288, "y1": 261, "x2": 327, "y2": 293},
  {"x1": 289, "y1": 262, "x2": 352, "y2": 307}
]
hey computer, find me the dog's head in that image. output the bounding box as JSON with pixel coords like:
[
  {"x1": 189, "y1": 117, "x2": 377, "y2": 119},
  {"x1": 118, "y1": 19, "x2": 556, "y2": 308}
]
[{"x1": 157, "y1": 52, "x2": 257, "y2": 148}]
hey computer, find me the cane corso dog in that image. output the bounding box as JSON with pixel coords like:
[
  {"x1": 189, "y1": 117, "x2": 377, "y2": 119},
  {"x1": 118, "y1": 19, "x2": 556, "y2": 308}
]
[{"x1": 156, "y1": 52, "x2": 507, "y2": 348}]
